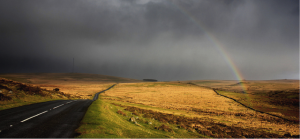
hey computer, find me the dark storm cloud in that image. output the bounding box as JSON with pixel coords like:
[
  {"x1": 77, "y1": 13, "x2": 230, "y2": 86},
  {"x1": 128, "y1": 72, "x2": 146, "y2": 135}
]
[{"x1": 0, "y1": 0, "x2": 298, "y2": 80}]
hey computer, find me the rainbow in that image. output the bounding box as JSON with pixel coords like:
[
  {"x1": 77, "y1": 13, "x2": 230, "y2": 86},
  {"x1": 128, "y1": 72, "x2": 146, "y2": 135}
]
[{"x1": 170, "y1": 1, "x2": 248, "y2": 92}]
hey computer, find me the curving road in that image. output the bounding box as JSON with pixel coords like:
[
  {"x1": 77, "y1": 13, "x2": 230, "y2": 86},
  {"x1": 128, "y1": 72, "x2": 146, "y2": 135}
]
[{"x1": 0, "y1": 84, "x2": 116, "y2": 138}]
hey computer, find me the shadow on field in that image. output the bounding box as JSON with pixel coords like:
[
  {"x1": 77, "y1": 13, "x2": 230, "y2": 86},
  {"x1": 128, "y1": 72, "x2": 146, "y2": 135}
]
[{"x1": 187, "y1": 82, "x2": 298, "y2": 123}]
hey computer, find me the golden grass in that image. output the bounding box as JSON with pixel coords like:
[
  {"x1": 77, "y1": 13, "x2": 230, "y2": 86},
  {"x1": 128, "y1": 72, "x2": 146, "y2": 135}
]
[
  {"x1": 39, "y1": 83, "x2": 113, "y2": 99},
  {"x1": 102, "y1": 82, "x2": 299, "y2": 136},
  {"x1": 0, "y1": 77, "x2": 74, "y2": 110},
  {"x1": 0, "y1": 73, "x2": 141, "y2": 84},
  {"x1": 104, "y1": 82, "x2": 250, "y2": 112},
  {"x1": 187, "y1": 80, "x2": 299, "y2": 122},
  {"x1": 0, "y1": 73, "x2": 141, "y2": 99},
  {"x1": 187, "y1": 79, "x2": 299, "y2": 93},
  {"x1": 0, "y1": 73, "x2": 138, "y2": 111}
]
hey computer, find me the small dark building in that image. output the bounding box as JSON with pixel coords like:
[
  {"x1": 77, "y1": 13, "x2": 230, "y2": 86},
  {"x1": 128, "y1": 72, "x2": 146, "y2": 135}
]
[{"x1": 143, "y1": 79, "x2": 157, "y2": 82}]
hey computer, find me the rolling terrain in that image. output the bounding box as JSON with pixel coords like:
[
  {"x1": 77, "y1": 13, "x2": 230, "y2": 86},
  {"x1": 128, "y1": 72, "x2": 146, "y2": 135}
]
[
  {"x1": 77, "y1": 81, "x2": 299, "y2": 138},
  {"x1": 186, "y1": 80, "x2": 299, "y2": 122},
  {"x1": 0, "y1": 73, "x2": 141, "y2": 99},
  {"x1": 0, "y1": 73, "x2": 298, "y2": 138},
  {"x1": 0, "y1": 73, "x2": 141, "y2": 84}
]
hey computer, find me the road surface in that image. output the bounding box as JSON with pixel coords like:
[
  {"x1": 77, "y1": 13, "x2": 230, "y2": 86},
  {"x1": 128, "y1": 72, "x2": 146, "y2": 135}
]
[{"x1": 0, "y1": 84, "x2": 116, "y2": 138}]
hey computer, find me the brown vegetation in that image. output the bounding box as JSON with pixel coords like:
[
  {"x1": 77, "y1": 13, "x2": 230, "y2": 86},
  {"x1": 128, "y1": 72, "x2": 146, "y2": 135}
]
[
  {"x1": 0, "y1": 73, "x2": 141, "y2": 99},
  {"x1": 267, "y1": 90, "x2": 299, "y2": 107},
  {"x1": 102, "y1": 82, "x2": 250, "y2": 112},
  {"x1": 155, "y1": 124, "x2": 173, "y2": 132},
  {"x1": 103, "y1": 82, "x2": 299, "y2": 137},
  {"x1": 0, "y1": 93, "x2": 12, "y2": 101},
  {"x1": 117, "y1": 110, "x2": 127, "y2": 116},
  {"x1": 186, "y1": 80, "x2": 299, "y2": 122},
  {"x1": 0, "y1": 78, "x2": 73, "y2": 99},
  {"x1": 114, "y1": 104, "x2": 298, "y2": 138}
]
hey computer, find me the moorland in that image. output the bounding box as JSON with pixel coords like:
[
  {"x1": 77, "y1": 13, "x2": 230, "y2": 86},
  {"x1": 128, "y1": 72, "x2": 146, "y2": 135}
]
[
  {"x1": 0, "y1": 73, "x2": 298, "y2": 138},
  {"x1": 187, "y1": 80, "x2": 299, "y2": 122},
  {"x1": 0, "y1": 73, "x2": 140, "y2": 110}
]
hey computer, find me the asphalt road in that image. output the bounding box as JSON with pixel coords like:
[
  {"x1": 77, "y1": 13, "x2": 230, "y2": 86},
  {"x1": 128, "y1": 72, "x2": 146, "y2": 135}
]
[{"x1": 0, "y1": 84, "x2": 116, "y2": 138}]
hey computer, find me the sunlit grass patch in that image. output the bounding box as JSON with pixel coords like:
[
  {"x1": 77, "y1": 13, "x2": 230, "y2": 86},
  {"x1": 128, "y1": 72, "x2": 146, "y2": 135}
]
[
  {"x1": 0, "y1": 78, "x2": 78, "y2": 110},
  {"x1": 100, "y1": 82, "x2": 299, "y2": 136},
  {"x1": 75, "y1": 98, "x2": 203, "y2": 138},
  {"x1": 103, "y1": 82, "x2": 251, "y2": 113},
  {"x1": 0, "y1": 95, "x2": 66, "y2": 111}
]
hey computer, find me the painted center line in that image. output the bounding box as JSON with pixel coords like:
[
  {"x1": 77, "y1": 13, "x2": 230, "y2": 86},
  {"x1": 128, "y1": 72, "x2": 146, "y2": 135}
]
[
  {"x1": 0, "y1": 101, "x2": 77, "y2": 133},
  {"x1": 66, "y1": 101, "x2": 73, "y2": 104},
  {"x1": 20, "y1": 101, "x2": 72, "y2": 123},
  {"x1": 53, "y1": 104, "x2": 64, "y2": 109},
  {"x1": 20, "y1": 110, "x2": 48, "y2": 123}
]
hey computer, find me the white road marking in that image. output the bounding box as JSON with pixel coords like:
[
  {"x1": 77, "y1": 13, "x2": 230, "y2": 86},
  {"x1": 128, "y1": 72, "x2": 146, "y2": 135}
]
[
  {"x1": 66, "y1": 101, "x2": 73, "y2": 104},
  {"x1": 20, "y1": 110, "x2": 48, "y2": 123},
  {"x1": 53, "y1": 104, "x2": 64, "y2": 109},
  {"x1": 1, "y1": 101, "x2": 75, "y2": 132}
]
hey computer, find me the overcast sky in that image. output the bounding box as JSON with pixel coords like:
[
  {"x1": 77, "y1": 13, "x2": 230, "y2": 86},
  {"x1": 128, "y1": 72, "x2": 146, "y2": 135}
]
[{"x1": 0, "y1": 0, "x2": 298, "y2": 81}]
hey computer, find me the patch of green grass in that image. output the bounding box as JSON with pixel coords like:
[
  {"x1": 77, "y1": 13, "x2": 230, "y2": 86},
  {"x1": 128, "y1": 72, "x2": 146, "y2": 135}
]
[{"x1": 75, "y1": 97, "x2": 205, "y2": 138}]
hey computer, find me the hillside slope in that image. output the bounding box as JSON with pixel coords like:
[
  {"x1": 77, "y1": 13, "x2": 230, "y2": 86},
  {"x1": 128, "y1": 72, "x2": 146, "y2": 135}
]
[{"x1": 0, "y1": 73, "x2": 141, "y2": 84}]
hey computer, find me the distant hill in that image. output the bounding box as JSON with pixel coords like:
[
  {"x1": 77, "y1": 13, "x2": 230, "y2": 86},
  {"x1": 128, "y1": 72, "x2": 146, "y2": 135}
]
[{"x1": 0, "y1": 73, "x2": 141, "y2": 84}]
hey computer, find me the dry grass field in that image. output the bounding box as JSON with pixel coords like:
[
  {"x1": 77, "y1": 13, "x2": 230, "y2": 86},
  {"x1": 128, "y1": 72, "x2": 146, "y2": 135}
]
[
  {"x1": 0, "y1": 73, "x2": 141, "y2": 99},
  {"x1": 0, "y1": 77, "x2": 73, "y2": 110},
  {"x1": 188, "y1": 80, "x2": 299, "y2": 93},
  {"x1": 187, "y1": 80, "x2": 299, "y2": 122},
  {"x1": 1, "y1": 73, "x2": 298, "y2": 137},
  {"x1": 101, "y1": 82, "x2": 299, "y2": 137},
  {"x1": 0, "y1": 73, "x2": 141, "y2": 110},
  {"x1": 103, "y1": 82, "x2": 251, "y2": 112}
]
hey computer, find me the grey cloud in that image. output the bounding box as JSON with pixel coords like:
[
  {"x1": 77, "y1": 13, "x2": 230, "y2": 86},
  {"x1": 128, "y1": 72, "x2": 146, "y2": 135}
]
[{"x1": 0, "y1": 0, "x2": 298, "y2": 80}]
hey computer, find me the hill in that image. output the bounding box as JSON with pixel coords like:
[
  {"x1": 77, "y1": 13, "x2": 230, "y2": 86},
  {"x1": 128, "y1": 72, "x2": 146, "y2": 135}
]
[
  {"x1": 0, "y1": 73, "x2": 141, "y2": 84},
  {"x1": 0, "y1": 73, "x2": 141, "y2": 100},
  {"x1": 182, "y1": 79, "x2": 299, "y2": 122},
  {"x1": 76, "y1": 82, "x2": 299, "y2": 138},
  {"x1": 0, "y1": 77, "x2": 76, "y2": 110}
]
